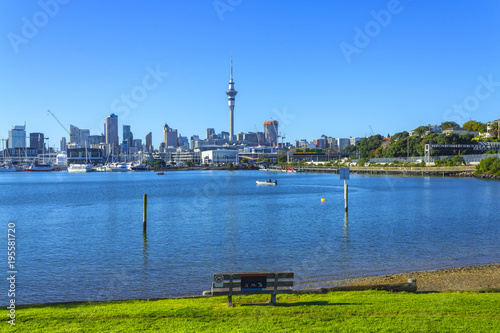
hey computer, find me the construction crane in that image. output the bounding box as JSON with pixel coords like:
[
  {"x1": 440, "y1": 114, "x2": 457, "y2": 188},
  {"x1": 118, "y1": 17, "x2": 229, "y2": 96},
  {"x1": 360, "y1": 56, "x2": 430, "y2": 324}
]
[
  {"x1": 369, "y1": 125, "x2": 374, "y2": 136},
  {"x1": 47, "y1": 110, "x2": 73, "y2": 143}
]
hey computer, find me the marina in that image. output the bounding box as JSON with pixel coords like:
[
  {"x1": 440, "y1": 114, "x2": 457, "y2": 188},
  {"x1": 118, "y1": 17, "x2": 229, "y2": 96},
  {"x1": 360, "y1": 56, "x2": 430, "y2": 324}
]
[{"x1": 1, "y1": 170, "x2": 499, "y2": 305}]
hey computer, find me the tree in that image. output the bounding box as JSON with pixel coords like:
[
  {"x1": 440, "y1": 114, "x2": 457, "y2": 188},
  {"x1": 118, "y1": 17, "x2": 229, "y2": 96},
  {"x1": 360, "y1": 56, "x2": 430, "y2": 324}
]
[
  {"x1": 488, "y1": 122, "x2": 499, "y2": 138},
  {"x1": 390, "y1": 131, "x2": 409, "y2": 142},
  {"x1": 462, "y1": 120, "x2": 484, "y2": 132},
  {"x1": 276, "y1": 156, "x2": 287, "y2": 164},
  {"x1": 185, "y1": 161, "x2": 192, "y2": 167},
  {"x1": 356, "y1": 135, "x2": 384, "y2": 158},
  {"x1": 240, "y1": 158, "x2": 248, "y2": 164},
  {"x1": 475, "y1": 157, "x2": 500, "y2": 175},
  {"x1": 413, "y1": 126, "x2": 427, "y2": 136},
  {"x1": 441, "y1": 121, "x2": 460, "y2": 130}
]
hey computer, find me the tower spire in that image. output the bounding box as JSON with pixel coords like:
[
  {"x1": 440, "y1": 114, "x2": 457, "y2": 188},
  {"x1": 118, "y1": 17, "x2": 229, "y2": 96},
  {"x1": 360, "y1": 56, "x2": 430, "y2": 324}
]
[
  {"x1": 226, "y1": 52, "x2": 238, "y2": 141},
  {"x1": 230, "y1": 51, "x2": 233, "y2": 83}
]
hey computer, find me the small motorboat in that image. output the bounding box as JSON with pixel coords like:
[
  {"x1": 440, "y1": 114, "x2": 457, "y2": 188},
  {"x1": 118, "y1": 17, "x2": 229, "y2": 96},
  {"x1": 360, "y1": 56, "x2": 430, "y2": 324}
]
[
  {"x1": 256, "y1": 179, "x2": 277, "y2": 186},
  {"x1": 157, "y1": 171, "x2": 164, "y2": 175}
]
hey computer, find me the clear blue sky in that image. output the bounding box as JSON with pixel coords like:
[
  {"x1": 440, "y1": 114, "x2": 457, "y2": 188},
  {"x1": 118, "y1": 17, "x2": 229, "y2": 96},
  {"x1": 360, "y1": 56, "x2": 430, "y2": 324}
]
[{"x1": 1, "y1": 0, "x2": 500, "y2": 149}]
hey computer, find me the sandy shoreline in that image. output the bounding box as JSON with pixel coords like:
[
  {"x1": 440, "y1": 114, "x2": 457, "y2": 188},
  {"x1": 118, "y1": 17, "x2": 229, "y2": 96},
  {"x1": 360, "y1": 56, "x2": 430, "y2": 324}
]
[{"x1": 301, "y1": 264, "x2": 500, "y2": 292}]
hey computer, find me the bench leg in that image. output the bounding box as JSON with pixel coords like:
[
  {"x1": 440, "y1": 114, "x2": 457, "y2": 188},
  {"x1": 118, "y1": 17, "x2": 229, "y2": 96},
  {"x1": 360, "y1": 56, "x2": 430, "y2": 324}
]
[
  {"x1": 228, "y1": 274, "x2": 234, "y2": 307},
  {"x1": 269, "y1": 293, "x2": 276, "y2": 306}
]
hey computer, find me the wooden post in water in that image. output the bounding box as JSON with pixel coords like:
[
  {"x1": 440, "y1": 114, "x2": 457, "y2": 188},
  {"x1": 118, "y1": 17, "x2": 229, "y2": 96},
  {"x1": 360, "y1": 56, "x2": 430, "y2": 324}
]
[
  {"x1": 143, "y1": 194, "x2": 147, "y2": 230},
  {"x1": 344, "y1": 180, "x2": 348, "y2": 213}
]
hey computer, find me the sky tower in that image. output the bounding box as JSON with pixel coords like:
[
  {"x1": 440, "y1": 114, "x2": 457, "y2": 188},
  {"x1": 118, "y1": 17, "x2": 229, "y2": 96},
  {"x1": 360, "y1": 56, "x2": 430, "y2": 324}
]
[{"x1": 226, "y1": 54, "x2": 238, "y2": 141}]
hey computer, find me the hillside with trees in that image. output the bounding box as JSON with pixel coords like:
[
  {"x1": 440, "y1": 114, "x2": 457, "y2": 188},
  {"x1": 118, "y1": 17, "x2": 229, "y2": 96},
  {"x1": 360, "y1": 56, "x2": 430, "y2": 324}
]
[{"x1": 346, "y1": 120, "x2": 499, "y2": 159}]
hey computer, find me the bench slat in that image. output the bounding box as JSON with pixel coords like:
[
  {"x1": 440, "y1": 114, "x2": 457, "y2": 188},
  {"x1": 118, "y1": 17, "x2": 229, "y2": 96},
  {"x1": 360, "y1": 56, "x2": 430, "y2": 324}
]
[
  {"x1": 213, "y1": 280, "x2": 293, "y2": 289},
  {"x1": 212, "y1": 289, "x2": 293, "y2": 296}
]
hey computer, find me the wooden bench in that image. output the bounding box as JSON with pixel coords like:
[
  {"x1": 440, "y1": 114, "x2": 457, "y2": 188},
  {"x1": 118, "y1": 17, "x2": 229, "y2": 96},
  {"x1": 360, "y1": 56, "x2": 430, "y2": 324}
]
[{"x1": 211, "y1": 271, "x2": 294, "y2": 306}]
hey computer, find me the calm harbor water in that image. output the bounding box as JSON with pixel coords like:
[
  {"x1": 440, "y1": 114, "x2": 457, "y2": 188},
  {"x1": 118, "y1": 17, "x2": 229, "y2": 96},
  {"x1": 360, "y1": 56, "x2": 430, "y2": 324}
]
[{"x1": 1, "y1": 170, "x2": 499, "y2": 305}]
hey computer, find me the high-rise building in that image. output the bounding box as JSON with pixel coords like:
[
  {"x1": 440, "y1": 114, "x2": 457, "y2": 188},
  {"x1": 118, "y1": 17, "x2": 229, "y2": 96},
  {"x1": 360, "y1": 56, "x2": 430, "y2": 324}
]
[
  {"x1": 105, "y1": 114, "x2": 119, "y2": 153},
  {"x1": 349, "y1": 137, "x2": 362, "y2": 146},
  {"x1": 226, "y1": 54, "x2": 238, "y2": 141},
  {"x1": 243, "y1": 132, "x2": 258, "y2": 145},
  {"x1": 88, "y1": 134, "x2": 105, "y2": 145},
  {"x1": 69, "y1": 125, "x2": 90, "y2": 147},
  {"x1": 190, "y1": 135, "x2": 200, "y2": 149},
  {"x1": 163, "y1": 124, "x2": 178, "y2": 148},
  {"x1": 145, "y1": 132, "x2": 152, "y2": 152},
  {"x1": 123, "y1": 125, "x2": 131, "y2": 154},
  {"x1": 178, "y1": 134, "x2": 189, "y2": 150},
  {"x1": 30, "y1": 132, "x2": 44, "y2": 152},
  {"x1": 206, "y1": 128, "x2": 215, "y2": 140},
  {"x1": 123, "y1": 125, "x2": 131, "y2": 145},
  {"x1": 263, "y1": 120, "x2": 278, "y2": 146},
  {"x1": 8, "y1": 125, "x2": 26, "y2": 149},
  {"x1": 133, "y1": 139, "x2": 142, "y2": 149},
  {"x1": 81, "y1": 129, "x2": 90, "y2": 148},
  {"x1": 60, "y1": 137, "x2": 67, "y2": 152},
  {"x1": 70, "y1": 125, "x2": 81, "y2": 146},
  {"x1": 336, "y1": 138, "x2": 351, "y2": 151}
]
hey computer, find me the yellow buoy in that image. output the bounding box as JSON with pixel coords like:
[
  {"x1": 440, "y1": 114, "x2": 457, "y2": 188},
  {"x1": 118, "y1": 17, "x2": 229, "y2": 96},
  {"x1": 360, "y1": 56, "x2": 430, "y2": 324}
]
[{"x1": 321, "y1": 198, "x2": 325, "y2": 203}]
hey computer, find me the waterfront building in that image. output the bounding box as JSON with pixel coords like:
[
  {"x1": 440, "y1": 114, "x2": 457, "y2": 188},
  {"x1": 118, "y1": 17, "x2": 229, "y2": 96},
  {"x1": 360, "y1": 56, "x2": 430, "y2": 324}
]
[
  {"x1": 163, "y1": 124, "x2": 178, "y2": 148},
  {"x1": 263, "y1": 120, "x2": 278, "y2": 146},
  {"x1": 67, "y1": 147, "x2": 105, "y2": 165},
  {"x1": 226, "y1": 55, "x2": 238, "y2": 140},
  {"x1": 201, "y1": 149, "x2": 239, "y2": 165},
  {"x1": 105, "y1": 114, "x2": 119, "y2": 154},
  {"x1": 168, "y1": 149, "x2": 201, "y2": 165},
  {"x1": 60, "y1": 137, "x2": 67, "y2": 152},
  {"x1": 8, "y1": 125, "x2": 26, "y2": 148},
  {"x1": 145, "y1": 132, "x2": 152, "y2": 152},
  {"x1": 30, "y1": 132, "x2": 45, "y2": 153}
]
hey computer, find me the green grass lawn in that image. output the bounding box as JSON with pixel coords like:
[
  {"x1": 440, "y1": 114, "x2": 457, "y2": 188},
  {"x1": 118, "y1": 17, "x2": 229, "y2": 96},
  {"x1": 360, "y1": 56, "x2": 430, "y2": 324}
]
[{"x1": 9, "y1": 290, "x2": 500, "y2": 332}]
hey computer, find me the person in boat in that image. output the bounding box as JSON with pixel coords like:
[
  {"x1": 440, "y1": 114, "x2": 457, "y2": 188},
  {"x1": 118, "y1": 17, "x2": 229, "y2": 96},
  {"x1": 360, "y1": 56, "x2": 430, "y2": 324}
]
[{"x1": 274, "y1": 180, "x2": 277, "y2": 185}]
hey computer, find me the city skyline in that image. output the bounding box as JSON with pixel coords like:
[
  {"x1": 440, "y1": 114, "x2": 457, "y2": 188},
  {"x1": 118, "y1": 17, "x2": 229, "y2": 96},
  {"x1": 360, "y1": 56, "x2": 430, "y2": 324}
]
[{"x1": 2, "y1": 1, "x2": 500, "y2": 150}]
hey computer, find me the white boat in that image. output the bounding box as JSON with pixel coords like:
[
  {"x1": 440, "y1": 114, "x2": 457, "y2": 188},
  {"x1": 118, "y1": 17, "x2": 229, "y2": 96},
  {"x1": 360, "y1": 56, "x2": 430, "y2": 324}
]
[
  {"x1": 0, "y1": 164, "x2": 17, "y2": 172},
  {"x1": 68, "y1": 163, "x2": 93, "y2": 173},
  {"x1": 129, "y1": 163, "x2": 148, "y2": 171},
  {"x1": 95, "y1": 165, "x2": 111, "y2": 172},
  {"x1": 25, "y1": 163, "x2": 54, "y2": 172},
  {"x1": 256, "y1": 180, "x2": 278, "y2": 186},
  {"x1": 109, "y1": 162, "x2": 129, "y2": 172}
]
